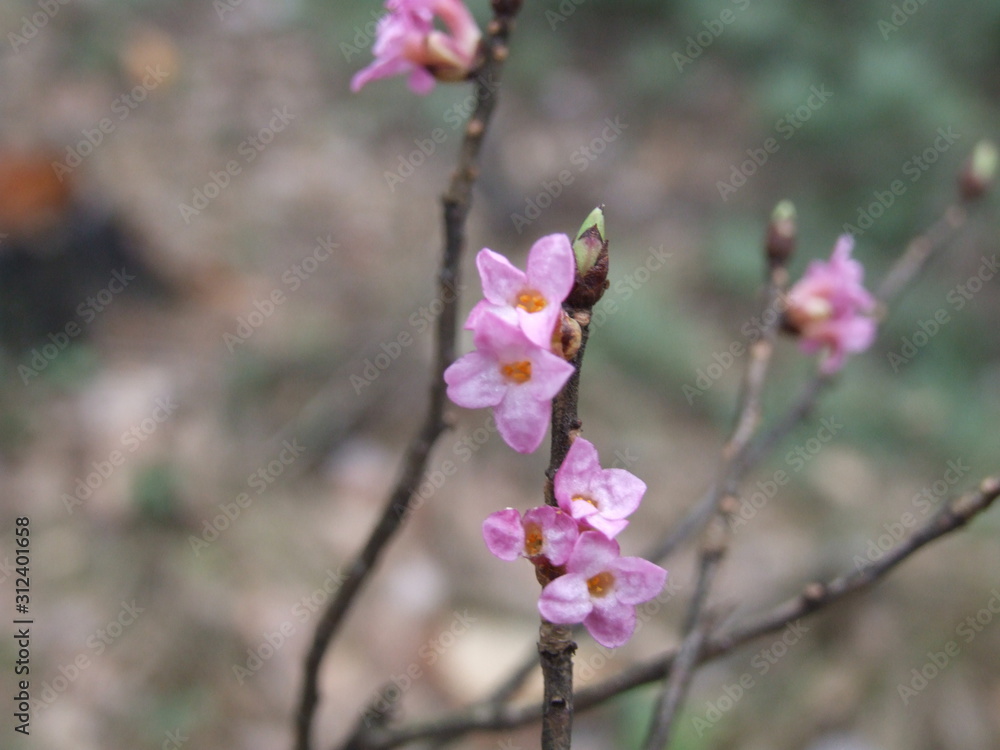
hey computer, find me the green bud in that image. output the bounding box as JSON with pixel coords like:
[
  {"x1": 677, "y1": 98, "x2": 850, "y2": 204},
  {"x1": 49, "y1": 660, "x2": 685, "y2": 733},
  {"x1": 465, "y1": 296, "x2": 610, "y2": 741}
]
[
  {"x1": 960, "y1": 140, "x2": 998, "y2": 201},
  {"x1": 572, "y1": 205, "x2": 606, "y2": 274},
  {"x1": 765, "y1": 200, "x2": 796, "y2": 265}
]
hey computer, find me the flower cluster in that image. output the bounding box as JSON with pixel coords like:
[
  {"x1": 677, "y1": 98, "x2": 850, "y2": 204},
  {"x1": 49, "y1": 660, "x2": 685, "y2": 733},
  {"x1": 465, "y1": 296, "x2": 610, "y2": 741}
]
[
  {"x1": 483, "y1": 438, "x2": 667, "y2": 648},
  {"x1": 351, "y1": 0, "x2": 482, "y2": 94},
  {"x1": 784, "y1": 234, "x2": 877, "y2": 374},
  {"x1": 445, "y1": 234, "x2": 577, "y2": 454},
  {"x1": 448, "y1": 221, "x2": 666, "y2": 648}
]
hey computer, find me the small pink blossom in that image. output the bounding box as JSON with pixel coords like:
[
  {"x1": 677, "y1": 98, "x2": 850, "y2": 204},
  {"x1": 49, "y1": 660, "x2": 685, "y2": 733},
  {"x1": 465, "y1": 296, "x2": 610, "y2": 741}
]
[
  {"x1": 538, "y1": 531, "x2": 667, "y2": 648},
  {"x1": 351, "y1": 0, "x2": 482, "y2": 94},
  {"x1": 554, "y1": 437, "x2": 646, "y2": 539},
  {"x1": 785, "y1": 234, "x2": 877, "y2": 374},
  {"x1": 466, "y1": 234, "x2": 576, "y2": 348},
  {"x1": 482, "y1": 506, "x2": 579, "y2": 565},
  {"x1": 444, "y1": 311, "x2": 574, "y2": 453}
]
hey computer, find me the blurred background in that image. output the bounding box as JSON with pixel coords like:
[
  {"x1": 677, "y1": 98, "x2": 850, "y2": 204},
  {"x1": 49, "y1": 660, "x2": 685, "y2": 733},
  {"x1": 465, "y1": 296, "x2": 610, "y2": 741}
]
[{"x1": 1, "y1": 0, "x2": 999, "y2": 748}]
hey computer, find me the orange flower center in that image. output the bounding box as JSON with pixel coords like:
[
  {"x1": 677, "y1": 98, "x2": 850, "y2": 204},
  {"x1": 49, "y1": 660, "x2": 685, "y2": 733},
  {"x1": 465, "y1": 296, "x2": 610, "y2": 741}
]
[
  {"x1": 516, "y1": 290, "x2": 547, "y2": 313},
  {"x1": 524, "y1": 522, "x2": 544, "y2": 557},
  {"x1": 587, "y1": 571, "x2": 615, "y2": 597},
  {"x1": 573, "y1": 494, "x2": 598, "y2": 508},
  {"x1": 501, "y1": 360, "x2": 532, "y2": 384}
]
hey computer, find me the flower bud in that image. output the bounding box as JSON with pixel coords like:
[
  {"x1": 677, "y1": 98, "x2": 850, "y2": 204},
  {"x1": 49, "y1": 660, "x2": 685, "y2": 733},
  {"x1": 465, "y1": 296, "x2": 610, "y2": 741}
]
[
  {"x1": 566, "y1": 206, "x2": 609, "y2": 308},
  {"x1": 765, "y1": 200, "x2": 796, "y2": 267},
  {"x1": 551, "y1": 310, "x2": 582, "y2": 361},
  {"x1": 959, "y1": 140, "x2": 998, "y2": 202},
  {"x1": 572, "y1": 206, "x2": 606, "y2": 274}
]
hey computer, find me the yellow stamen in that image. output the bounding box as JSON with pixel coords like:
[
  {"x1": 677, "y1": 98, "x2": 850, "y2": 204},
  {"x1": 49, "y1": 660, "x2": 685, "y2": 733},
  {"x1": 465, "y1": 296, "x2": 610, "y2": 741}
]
[
  {"x1": 516, "y1": 290, "x2": 547, "y2": 313},
  {"x1": 587, "y1": 571, "x2": 615, "y2": 597},
  {"x1": 501, "y1": 360, "x2": 532, "y2": 383},
  {"x1": 524, "y1": 522, "x2": 543, "y2": 556},
  {"x1": 573, "y1": 494, "x2": 598, "y2": 508}
]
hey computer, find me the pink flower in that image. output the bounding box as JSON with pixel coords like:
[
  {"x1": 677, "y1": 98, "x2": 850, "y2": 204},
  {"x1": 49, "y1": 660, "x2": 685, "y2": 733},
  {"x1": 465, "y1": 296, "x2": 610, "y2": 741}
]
[
  {"x1": 444, "y1": 311, "x2": 574, "y2": 453},
  {"x1": 785, "y1": 235, "x2": 877, "y2": 374},
  {"x1": 350, "y1": 0, "x2": 482, "y2": 94},
  {"x1": 466, "y1": 234, "x2": 576, "y2": 348},
  {"x1": 538, "y1": 531, "x2": 667, "y2": 648},
  {"x1": 482, "y1": 506, "x2": 579, "y2": 564},
  {"x1": 554, "y1": 437, "x2": 646, "y2": 539}
]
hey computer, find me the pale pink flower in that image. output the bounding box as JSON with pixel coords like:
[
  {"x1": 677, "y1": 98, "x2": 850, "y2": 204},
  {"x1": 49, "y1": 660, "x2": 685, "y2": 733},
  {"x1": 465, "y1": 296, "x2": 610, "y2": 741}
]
[
  {"x1": 466, "y1": 234, "x2": 576, "y2": 348},
  {"x1": 785, "y1": 234, "x2": 877, "y2": 374},
  {"x1": 538, "y1": 531, "x2": 667, "y2": 648},
  {"x1": 482, "y1": 506, "x2": 579, "y2": 565},
  {"x1": 554, "y1": 437, "x2": 646, "y2": 539},
  {"x1": 351, "y1": 0, "x2": 482, "y2": 94},
  {"x1": 444, "y1": 311, "x2": 574, "y2": 453}
]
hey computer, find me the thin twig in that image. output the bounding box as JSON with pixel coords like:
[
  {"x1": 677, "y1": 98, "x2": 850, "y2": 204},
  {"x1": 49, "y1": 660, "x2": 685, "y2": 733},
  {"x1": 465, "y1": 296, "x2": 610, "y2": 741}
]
[
  {"x1": 293, "y1": 5, "x2": 523, "y2": 749},
  {"x1": 354, "y1": 475, "x2": 999, "y2": 748},
  {"x1": 538, "y1": 301, "x2": 599, "y2": 749},
  {"x1": 642, "y1": 258, "x2": 788, "y2": 749}
]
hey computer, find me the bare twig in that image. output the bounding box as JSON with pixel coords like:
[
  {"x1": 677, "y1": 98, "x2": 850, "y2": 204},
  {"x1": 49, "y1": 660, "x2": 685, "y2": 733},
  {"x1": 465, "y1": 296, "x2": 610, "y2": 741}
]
[
  {"x1": 293, "y1": 5, "x2": 523, "y2": 749},
  {"x1": 642, "y1": 251, "x2": 788, "y2": 748}
]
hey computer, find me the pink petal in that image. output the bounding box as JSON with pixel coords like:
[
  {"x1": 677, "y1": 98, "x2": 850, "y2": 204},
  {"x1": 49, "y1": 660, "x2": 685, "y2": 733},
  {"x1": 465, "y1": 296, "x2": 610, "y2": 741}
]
[
  {"x1": 554, "y1": 437, "x2": 601, "y2": 502},
  {"x1": 525, "y1": 506, "x2": 579, "y2": 565},
  {"x1": 538, "y1": 574, "x2": 592, "y2": 624},
  {"x1": 565, "y1": 531, "x2": 620, "y2": 578},
  {"x1": 611, "y1": 557, "x2": 668, "y2": 606},
  {"x1": 350, "y1": 57, "x2": 413, "y2": 92},
  {"x1": 515, "y1": 305, "x2": 562, "y2": 349},
  {"x1": 444, "y1": 351, "x2": 506, "y2": 408},
  {"x1": 520, "y1": 349, "x2": 574, "y2": 402},
  {"x1": 563, "y1": 497, "x2": 600, "y2": 521},
  {"x1": 407, "y1": 67, "x2": 436, "y2": 94},
  {"x1": 580, "y1": 514, "x2": 629, "y2": 539},
  {"x1": 471, "y1": 309, "x2": 535, "y2": 359},
  {"x1": 583, "y1": 603, "x2": 637, "y2": 648},
  {"x1": 494, "y1": 387, "x2": 551, "y2": 454},
  {"x1": 482, "y1": 509, "x2": 524, "y2": 561},
  {"x1": 526, "y1": 234, "x2": 576, "y2": 307},
  {"x1": 590, "y1": 467, "x2": 646, "y2": 520},
  {"x1": 477, "y1": 248, "x2": 527, "y2": 307},
  {"x1": 464, "y1": 299, "x2": 517, "y2": 332}
]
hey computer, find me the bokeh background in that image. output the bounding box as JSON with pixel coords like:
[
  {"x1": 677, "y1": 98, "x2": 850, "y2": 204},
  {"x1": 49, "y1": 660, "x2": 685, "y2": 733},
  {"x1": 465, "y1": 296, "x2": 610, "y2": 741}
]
[{"x1": 1, "y1": 0, "x2": 999, "y2": 748}]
